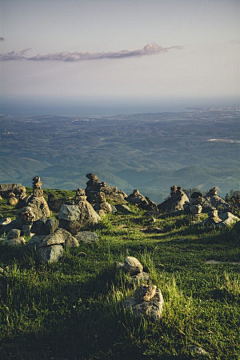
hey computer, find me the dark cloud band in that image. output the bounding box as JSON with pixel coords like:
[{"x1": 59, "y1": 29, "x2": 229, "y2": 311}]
[{"x1": 0, "y1": 43, "x2": 183, "y2": 62}]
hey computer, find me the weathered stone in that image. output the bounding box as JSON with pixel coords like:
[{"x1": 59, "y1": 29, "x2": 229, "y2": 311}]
[
  {"x1": 75, "y1": 231, "x2": 99, "y2": 244},
  {"x1": 124, "y1": 256, "x2": 143, "y2": 275},
  {"x1": 59, "y1": 204, "x2": 81, "y2": 222},
  {"x1": 48, "y1": 193, "x2": 63, "y2": 212},
  {"x1": 116, "y1": 204, "x2": 133, "y2": 214},
  {"x1": 130, "y1": 271, "x2": 150, "y2": 285},
  {"x1": 8, "y1": 196, "x2": 18, "y2": 206},
  {"x1": 189, "y1": 345, "x2": 209, "y2": 358},
  {"x1": 134, "y1": 284, "x2": 157, "y2": 302},
  {"x1": 0, "y1": 217, "x2": 12, "y2": 226},
  {"x1": 94, "y1": 192, "x2": 113, "y2": 215},
  {"x1": 0, "y1": 219, "x2": 23, "y2": 236},
  {"x1": 31, "y1": 218, "x2": 59, "y2": 235},
  {"x1": 217, "y1": 212, "x2": 240, "y2": 227},
  {"x1": 38, "y1": 245, "x2": 64, "y2": 263},
  {"x1": 27, "y1": 196, "x2": 50, "y2": 220},
  {"x1": 26, "y1": 235, "x2": 46, "y2": 248},
  {"x1": 40, "y1": 228, "x2": 79, "y2": 248},
  {"x1": 2, "y1": 237, "x2": 26, "y2": 246},
  {"x1": 127, "y1": 189, "x2": 149, "y2": 208},
  {"x1": 190, "y1": 204, "x2": 202, "y2": 214},
  {"x1": 158, "y1": 186, "x2": 189, "y2": 212},
  {"x1": 124, "y1": 287, "x2": 164, "y2": 321},
  {"x1": 7, "y1": 229, "x2": 21, "y2": 239}
]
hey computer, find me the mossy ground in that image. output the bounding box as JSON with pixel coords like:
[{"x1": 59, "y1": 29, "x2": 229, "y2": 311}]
[{"x1": 0, "y1": 190, "x2": 239, "y2": 360}]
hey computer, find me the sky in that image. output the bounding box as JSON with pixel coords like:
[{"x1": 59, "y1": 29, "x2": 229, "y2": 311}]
[{"x1": 0, "y1": 0, "x2": 240, "y2": 112}]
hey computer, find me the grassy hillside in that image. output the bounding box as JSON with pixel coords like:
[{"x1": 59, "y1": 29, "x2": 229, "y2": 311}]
[{"x1": 0, "y1": 190, "x2": 240, "y2": 359}]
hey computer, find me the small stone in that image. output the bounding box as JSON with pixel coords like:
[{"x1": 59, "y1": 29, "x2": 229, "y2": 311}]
[
  {"x1": 7, "y1": 229, "x2": 21, "y2": 239},
  {"x1": 75, "y1": 231, "x2": 99, "y2": 244},
  {"x1": 38, "y1": 245, "x2": 64, "y2": 263},
  {"x1": 124, "y1": 256, "x2": 143, "y2": 275}
]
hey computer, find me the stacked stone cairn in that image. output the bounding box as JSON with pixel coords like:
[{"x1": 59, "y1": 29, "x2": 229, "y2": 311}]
[
  {"x1": 27, "y1": 176, "x2": 50, "y2": 220},
  {"x1": 94, "y1": 192, "x2": 113, "y2": 216},
  {"x1": 201, "y1": 209, "x2": 240, "y2": 227},
  {"x1": 158, "y1": 186, "x2": 189, "y2": 212},
  {"x1": 47, "y1": 193, "x2": 63, "y2": 212},
  {"x1": 85, "y1": 173, "x2": 127, "y2": 203},
  {"x1": 202, "y1": 186, "x2": 230, "y2": 213},
  {"x1": 7, "y1": 192, "x2": 18, "y2": 206},
  {"x1": 58, "y1": 188, "x2": 100, "y2": 235},
  {"x1": 184, "y1": 191, "x2": 203, "y2": 215},
  {"x1": 0, "y1": 229, "x2": 26, "y2": 246},
  {"x1": 117, "y1": 256, "x2": 164, "y2": 321}
]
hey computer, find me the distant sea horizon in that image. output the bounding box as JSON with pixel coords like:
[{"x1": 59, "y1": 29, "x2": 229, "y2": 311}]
[{"x1": 0, "y1": 96, "x2": 239, "y2": 117}]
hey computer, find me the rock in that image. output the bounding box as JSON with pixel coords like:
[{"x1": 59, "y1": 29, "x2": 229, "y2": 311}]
[
  {"x1": 0, "y1": 217, "x2": 12, "y2": 226},
  {"x1": 0, "y1": 219, "x2": 23, "y2": 236},
  {"x1": 189, "y1": 345, "x2": 209, "y2": 357},
  {"x1": 201, "y1": 209, "x2": 222, "y2": 226},
  {"x1": 75, "y1": 231, "x2": 99, "y2": 244},
  {"x1": 38, "y1": 245, "x2": 64, "y2": 263},
  {"x1": 127, "y1": 189, "x2": 149, "y2": 208},
  {"x1": 94, "y1": 192, "x2": 113, "y2": 215},
  {"x1": 124, "y1": 256, "x2": 143, "y2": 275},
  {"x1": 26, "y1": 235, "x2": 46, "y2": 248},
  {"x1": 2, "y1": 237, "x2": 26, "y2": 246},
  {"x1": 31, "y1": 218, "x2": 59, "y2": 235},
  {"x1": 0, "y1": 183, "x2": 22, "y2": 198},
  {"x1": 40, "y1": 228, "x2": 79, "y2": 248},
  {"x1": 218, "y1": 212, "x2": 240, "y2": 226},
  {"x1": 202, "y1": 187, "x2": 231, "y2": 213},
  {"x1": 47, "y1": 193, "x2": 63, "y2": 212},
  {"x1": 124, "y1": 286, "x2": 164, "y2": 321},
  {"x1": 130, "y1": 271, "x2": 150, "y2": 285},
  {"x1": 116, "y1": 204, "x2": 133, "y2": 214},
  {"x1": 26, "y1": 176, "x2": 50, "y2": 220},
  {"x1": 158, "y1": 186, "x2": 189, "y2": 212},
  {"x1": 190, "y1": 204, "x2": 202, "y2": 214},
  {"x1": 59, "y1": 204, "x2": 81, "y2": 222},
  {"x1": 59, "y1": 193, "x2": 100, "y2": 234},
  {"x1": 8, "y1": 195, "x2": 18, "y2": 206},
  {"x1": 7, "y1": 229, "x2": 21, "y2": 239}
]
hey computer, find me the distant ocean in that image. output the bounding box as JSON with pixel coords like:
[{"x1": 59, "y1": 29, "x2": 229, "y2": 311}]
[{"x1": 0, "y1": 97, "x2": 239, "y2": 116}]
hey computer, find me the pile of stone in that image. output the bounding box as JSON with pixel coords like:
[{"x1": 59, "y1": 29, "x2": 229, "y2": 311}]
[
  {"x1": 58, "y1": 188, "x2": 100, "y2": 234},
  {"x1": 126, "y1": 190, "x2": 158, "y2": 212},
  {"x1": 124, "y1": 284, "x2": 164, "y2": 321},
  {"x1": 0, "y1": 229, "x2": 26, "y2": 246},
  {"x1": 184, "y1": 191, "x2": 203, "y2": 215},
  {"x1": 27, "y1": 228, "x2": 79, "y2": 263},
  {"x1": 0, "y1": 183, "x2": 23, "y2": 199},
  {"x1": 201, "y1": 209, "x2": 240, "y2": 227},
  {"x1": 202, "y1": 187, "x2": 231, "y2": 213},
  {"x1": 158, "y1": 186, "x2": 189, "y2": 212},
  {"x1": 116, "y1": 256, "x2": 150, "y2": 284},
  {"x1": 94, "y1": 192, "x2": 113, "y2": 216},
  {"x1": 85, "y1": 173, "x2": 127, "y2": 203},
  {"x1": 117, "y1": 256, "x2": 164, "y2": 321},
  {"x1": 27, "y1": 176, "x2": 50, "y2": 220},
  {"x1": 47, "y1": 193, "x2": 63, "y2": 212}
]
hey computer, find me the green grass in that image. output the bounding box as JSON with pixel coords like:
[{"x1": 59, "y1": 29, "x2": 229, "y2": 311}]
[{"x1": 0, "y1": 191, "x2": 240, "y2": 359}]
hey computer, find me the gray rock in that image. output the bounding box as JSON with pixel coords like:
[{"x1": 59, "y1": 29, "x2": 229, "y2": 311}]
[
  {"x1": 27, "y1": 196, "x2": 50, "y2": 220},
  {"x1": 40, "y1": 228, "x2": 79, "y2": 248},
  {"x1": 7, "y1": 229, "x2": 21, "y2": 239},
  {"x1": 75, "y1": 231, "x2": 99, "y2": 244},
  {"x1": 2, "y1": 237, "x2": 26, "y2": 246},
  {"x1": 26, "y1": 235, "x2": 46, "y2": 248},
  {"x1": 189, "y1": 345, "x2": 209, "y2": 357},
  {"x1": 218, "y1": 212, "x2": 240, "y2": 226},
  {"x1": 124, "y1": 286, "x2": 164, "y2": 321},
  {"x1": 31, "y1": 218, "x2": 59, "y2": 235},
  {"x1": 124, "y1": 256, "x2": 143, "y2": 275},
  {"x1": 38, "y1": 245, "x2": 64, "y2": 263},
  {"x1": 116, "y1": 204, "x2": 133, "y2": 214},
  {"x1": 59, "y1": 204, "x2": 81, "y2": 222},
  {"x1": 130, "y1": 271, "x2": 150, "y2": 285}
]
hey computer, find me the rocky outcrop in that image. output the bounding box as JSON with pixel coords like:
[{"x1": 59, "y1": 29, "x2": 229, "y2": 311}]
[
  {"x1": 158, "y1": 186, "x2": 189, "y2": 212},
  {"x1": 27, "y1": 176, "x2": 50, "y2": 220}
]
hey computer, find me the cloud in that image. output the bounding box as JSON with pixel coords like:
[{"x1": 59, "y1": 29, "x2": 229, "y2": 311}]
[
  {"x1": 0, "y1": 37, "x2": 5, "y2": 42},
  {"x1": 0, "y1": 43, "x2": 183, "y2": 62},
  {"x1": 228, "y1": 40, "x2": 240, "y2": 44},
  {"x1": 0, "y1": 48, "x2": 31, "y2": 61}
]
